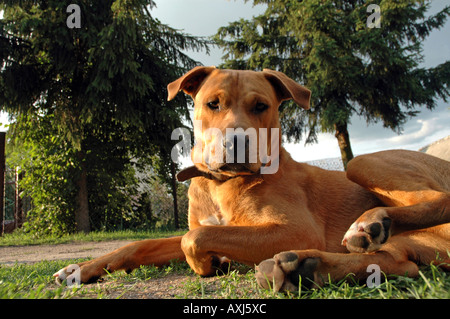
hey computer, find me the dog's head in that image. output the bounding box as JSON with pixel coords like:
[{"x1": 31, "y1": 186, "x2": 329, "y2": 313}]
[{"x1": 168, "y1": 66, "x2": 311, "y2": 177}]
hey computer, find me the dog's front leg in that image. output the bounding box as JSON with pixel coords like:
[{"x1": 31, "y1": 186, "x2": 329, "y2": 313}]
[
  {"x1": 54, "y1": 236, "x2": 185, "y2": 284},
  {"x1": 181, "y1": 224, "x2": 305, "y2": 276}
]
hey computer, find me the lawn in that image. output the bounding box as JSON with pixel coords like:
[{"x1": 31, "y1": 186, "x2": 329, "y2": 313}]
[
  {"x1": 0, "y1": 229, "x2": 187, "y2": 246},
  {"x1": 0, "y1": 230, "x2": 449, "y2": 299}
]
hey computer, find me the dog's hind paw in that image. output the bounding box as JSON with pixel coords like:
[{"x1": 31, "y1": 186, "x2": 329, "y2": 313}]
[
  {"x1": 342, "y1": 208, "x2": 392, "y2": 253},
  {"x1": 255, "y1": 252, "x2": 320, "y2": 292}
]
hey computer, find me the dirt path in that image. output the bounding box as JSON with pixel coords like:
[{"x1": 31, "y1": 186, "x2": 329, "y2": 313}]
[{"x1": 0, "y1": 240, "x2": 134, "y2": 265}]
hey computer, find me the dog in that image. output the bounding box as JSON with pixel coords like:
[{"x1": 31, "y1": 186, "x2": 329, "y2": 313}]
[{"x1": 54, "y1": 67, "x2": 450, "y2": 291}]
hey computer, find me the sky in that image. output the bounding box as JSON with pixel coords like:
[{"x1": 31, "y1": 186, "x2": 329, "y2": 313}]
[
  {"x1": 151, "y1": 0, "x2": 450, "y2": 162},
  {"x1": 1, "y1": 1, "x2": 449, "y2": 163}
]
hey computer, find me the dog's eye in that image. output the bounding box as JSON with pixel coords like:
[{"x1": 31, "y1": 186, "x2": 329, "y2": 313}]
[
  {"x1": 207, "y1": 100, "x2": 220, "y2": 111},
  {"x1": 253, "y1": 102, "x2": 269, "y2": 114}
]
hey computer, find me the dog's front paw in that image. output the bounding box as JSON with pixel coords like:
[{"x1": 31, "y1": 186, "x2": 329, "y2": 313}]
[
  {"x1": 53, "y1": 262, "x2": 103, "y2": 285},
  {"x1": 53, "y1": 264, "x2": 83, "y2": 286},
  {"x1": 342, "y1": 208, "x2": 392, "y2": 253},
  {"x1": 255, "y1": 251, "x2": 320, "y2": 292}
]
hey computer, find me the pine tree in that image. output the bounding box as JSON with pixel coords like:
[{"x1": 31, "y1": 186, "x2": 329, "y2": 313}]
[
  {"x1": 0, "y1": 0, "x2": 208, "y2": 233},
  {"x1": 214, "y1": 0, "x2": 450, "y2": 169}
]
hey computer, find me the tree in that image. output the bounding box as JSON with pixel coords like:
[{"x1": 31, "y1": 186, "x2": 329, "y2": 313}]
[
  {"x1": 214, "y1": 0, "x2": 450, "y2": 169},
  {"x1": 135, "y1": 157, "x2": 190, "y2": 230},
  {"x1": 0, "y1": 0, "x2": 208, "y2": 233}
]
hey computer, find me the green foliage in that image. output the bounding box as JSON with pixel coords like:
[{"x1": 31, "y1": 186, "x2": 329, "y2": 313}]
[
  {"x1": 214, "y1": 0, "x2": 450, "y2": 146},
  {"x1": 134, "y1": 157, "x2": 190, "y2": 229},
  {"x1": 8, "y1": 112, "x2": 78, "y2": 236},
  {"x1": 0, "y1": 0, "x2": 208, "y2": 234}
]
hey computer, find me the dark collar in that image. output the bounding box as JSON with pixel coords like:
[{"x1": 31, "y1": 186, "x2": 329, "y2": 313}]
[{"x1": 176, "y1": 166, "x2": 243, "y2": 182}]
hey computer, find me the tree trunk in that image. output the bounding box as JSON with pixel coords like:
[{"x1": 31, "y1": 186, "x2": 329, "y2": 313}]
[
  {"x1": 75, "y1": 150, "x2": 90, "y2": 233},
  {"x1": 334, "y1": 122, "x2": 354, "y2": 171},
  {"x1": 170, "y1": 161, "x2": 179, "y2": 229}
]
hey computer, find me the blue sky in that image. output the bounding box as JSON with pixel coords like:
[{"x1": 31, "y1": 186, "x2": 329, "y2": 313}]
[{"x1": 152, "y1": 0, "x2": 450, "y2": 162}]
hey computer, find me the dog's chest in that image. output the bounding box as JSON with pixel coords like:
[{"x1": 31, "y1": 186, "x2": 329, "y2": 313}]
[
  {"x1": 199, "y1": 214, "x2": 228, "y2": 226},
  {"x1": 193, "y1": 178, "x2": 256, "y2": 227},
  {"x1": 198, "y1": 201, "x2": 229, "y2": 226}
]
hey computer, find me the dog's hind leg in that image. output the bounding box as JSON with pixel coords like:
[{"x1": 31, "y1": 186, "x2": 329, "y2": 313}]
[
  {"x1": 256, "y1": 229, "x2": 450, "y2": 292},
  {"x1": 343, "y1": 150, "x2": 450, "y2": 253}
]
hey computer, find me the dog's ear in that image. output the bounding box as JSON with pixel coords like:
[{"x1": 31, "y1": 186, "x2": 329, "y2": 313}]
[
  {"x1": 262, "y1": 69, "x2": 311, "y2": 110},
  {"x1": 167, "y1": 66, "x2": 216, "y2": 101}
]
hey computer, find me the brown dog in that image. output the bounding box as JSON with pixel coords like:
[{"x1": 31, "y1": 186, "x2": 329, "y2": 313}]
[{"x1": 54, "y1": 67, "x2": 450, "y2": 291}]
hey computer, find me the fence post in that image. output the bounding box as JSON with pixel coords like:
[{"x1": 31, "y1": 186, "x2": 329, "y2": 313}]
[
  {"x1": 15, "y1": 167, "x2": 23, "y2": 229},
  {"x1": 0, "y1": 132, "x2": 5, "y2": 236}
]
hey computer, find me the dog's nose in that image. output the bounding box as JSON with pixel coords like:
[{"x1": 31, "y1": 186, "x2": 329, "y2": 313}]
[{"x1": 223, "y1": 132, "x2": 250, "y2": 164}]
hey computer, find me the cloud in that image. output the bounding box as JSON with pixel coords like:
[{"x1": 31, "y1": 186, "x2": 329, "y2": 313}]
[
  {"x1": 350, "y1": 111, "x2": 450, "y2": 156},
  {"x1": 387, "y1": 118, "x2": 437, "y2": 146},
  {"x1": 285, "y1": 134, "x2": 341, "y2": 162}
]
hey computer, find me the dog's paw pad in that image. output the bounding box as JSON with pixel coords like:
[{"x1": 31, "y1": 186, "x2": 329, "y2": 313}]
[
  {"x1": 255, "y1": 252, "x2": 319, "y2": 292},
  {"x1": 255, "y1": 258, "x2": 286, "y2": 291},
  {"x1": 342, "y1": 209, "x2": 392, "y2": 253}
]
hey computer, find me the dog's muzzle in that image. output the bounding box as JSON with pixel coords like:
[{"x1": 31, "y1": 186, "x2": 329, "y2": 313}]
[{"x1": 210, "y1": 131, "x2": 257, "y2": 174}]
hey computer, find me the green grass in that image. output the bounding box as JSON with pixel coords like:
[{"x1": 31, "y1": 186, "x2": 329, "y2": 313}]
[
  {"x1": 0, "y1": 229, "x2": 187, "y2": 246},
  {"x1": 0, "y1": 230, "x2": 449, "y2": 299},
  {"x1": 173, "y1": 263, "x2": 450, "y2": 299},
  {"x1": 0, "y1": 258, "x2": 449, "y2": 299}
]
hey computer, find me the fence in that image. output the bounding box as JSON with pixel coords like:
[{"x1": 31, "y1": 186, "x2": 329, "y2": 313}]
[
  {"x1": 0, "y1": 132, "x2": 29, "y2": 235},
  {"x1": 2, "y1": 167, "x2": 27, "y2": 234}
]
